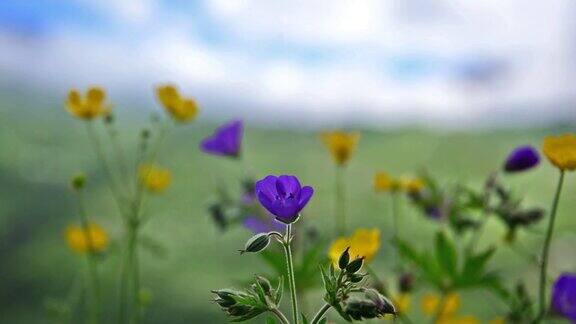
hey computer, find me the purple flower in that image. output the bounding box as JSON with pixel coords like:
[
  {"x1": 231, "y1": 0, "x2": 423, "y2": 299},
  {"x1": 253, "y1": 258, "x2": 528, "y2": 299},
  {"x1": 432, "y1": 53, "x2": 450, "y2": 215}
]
[
  {"x1": 503, "y1": 145, "x2": 540, "y2": 173},
  {"x1": 255, "y1": 175, "x2": 314, "y2": 224},
  {"x1": 200, "y1": 120, "x2": 243, "y2": 158},
  {"x1": 551, "y1": 273, "x2": 576, "y2": 322},
  {"x1": 243, "y1": 216, "x2": 285, "y2": 234}
]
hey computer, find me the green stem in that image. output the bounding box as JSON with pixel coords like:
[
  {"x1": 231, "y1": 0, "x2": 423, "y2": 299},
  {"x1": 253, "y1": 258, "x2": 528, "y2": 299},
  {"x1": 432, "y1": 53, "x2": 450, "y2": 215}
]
[
  {"x1": 131, "y1": 228, "x2": 142, "y2": 324},
  {"x1": 270, "y1": 308, "x2": 290, "y2": 324},
  {"x1": 283, "y1": 224, "x2": 299, "y2": 324},
  {"x1": 76, "y1": 192, "x2": 100, "y2": 324},
  {"x1": 335, "y1": 166, "x2": 346, "y2": 235},
  {"x1": 391, "y1": 192, "x2": 402, "y2": 272},
  {"x1": 535, "y1": 170, "x2": 565, "y2": 323},
  {"x1": 310, "y1": 303, "x2": 331, "y2": 324},
  {"x1": 117, "y1": 229, "x2": 132, "y2": 324}
]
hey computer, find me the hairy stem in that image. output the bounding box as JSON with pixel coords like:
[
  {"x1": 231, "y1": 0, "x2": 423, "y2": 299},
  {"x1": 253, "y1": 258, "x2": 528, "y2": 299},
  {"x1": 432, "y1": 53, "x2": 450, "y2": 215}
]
[
  {"x1": 534, "y1": 170, "x2": 565, "y2": 323},
  {"x1": 283, "y1": 224, "x2": 299, "y2": 324},
  {"x1": 311, "y1": 303, "x2": 331, "y2": 324}
]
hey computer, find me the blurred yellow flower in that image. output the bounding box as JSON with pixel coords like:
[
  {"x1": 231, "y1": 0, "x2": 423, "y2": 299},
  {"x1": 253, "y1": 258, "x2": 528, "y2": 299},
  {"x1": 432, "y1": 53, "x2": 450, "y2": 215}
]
[
  {"x1": 65, "y1": 87, "x2": 110, "y2": 120},
  {"x1": 139, "y1": 165, "x2": 172, "y2": 193},
  {"x1": 542, "y1": 134, "x2": 576, "y2": 171},
  {"x1": 156, "y1": 84, "x2": 199, "y2": 122},
  {"x1": 65, "y1": 223, "x2": 109, "y2": 253},
  {"x1": 394, "y1": 293, "x2": 411, "y2": 314},
  {"x1": 374, "y1": 172, "x2": 399, "y2": 192},
  {"x1": 437, "y1": 315, "x2": 479, "y2": 324},
  {"x1": 399, "y1": 177, "x2": 425, "y2": 193},
  {"x1": 320, "y1": 131, "x2": 360, "y2": 166},
  {"x1": 488, "y1": 317, "x2": 505, "y2": 324},
  {"x1": 328, "y1": 228, "x2": 380, "y2": 266},
  {"x1": 421, "y1": 293, "x2": 460, "y2": 317}
]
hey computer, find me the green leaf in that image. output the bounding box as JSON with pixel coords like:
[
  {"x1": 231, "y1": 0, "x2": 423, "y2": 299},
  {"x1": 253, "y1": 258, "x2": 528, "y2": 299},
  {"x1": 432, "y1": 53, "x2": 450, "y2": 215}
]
[
  {"x1": 435, "y1": 231, "x2": 457, "y2": 278},
  {"x1": 458, "y1": 247, "x2": 495, "y2": 286},
  {"x1": 266, "y1": 316, "x2": 277, "y2": 324}
]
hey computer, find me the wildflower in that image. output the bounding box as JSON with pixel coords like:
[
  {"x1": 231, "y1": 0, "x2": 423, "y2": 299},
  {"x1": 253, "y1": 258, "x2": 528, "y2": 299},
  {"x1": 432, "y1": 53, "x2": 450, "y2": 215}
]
[
  {"x1": 374, "y1": 172, "x2": 399, "y2": 192},
  {"x1": 65, "y1": 223, "x2": 109, "y2": 253},
  {"x1": 321, "y1": 131, "x2": 360, "y2": 166},
  {"x1": 421, "y1": 293, "x2": 460, "y2": 317},
  {"x1": 139, "y1": 165, "x2": 172, "y2": 193},
  {"x1": 200, "y1": 120, "x2": 243, "y2": 158},
  {"x1": 399, "y1": 177, "x2": 426, "y2": 193},
  {"x1": 254, "y1": 175, "x2": 314, "y2": 224},
  {"x1": 551, "y1": 273, "x2": 576, "y2": 322},
  {"x1": 394, "y1": 293, "x2": 411, "y2": 314},
  {"x1": 345, "y1": 289, "x2": 396, "y2": 320},
  {"x1": 328, "y1": 228, "x2": 380, "y2": 266},
  {"x1": 65, "y1": 87, "x2": 110, "y2": 120},
  {"x1": 542, "y1": 134, "x2": 576, "y2": 171},
  {"x1": 503, "y1": 145, "x2": 540, "y2": 173},
  {"x1": 156, "y1": 84, "x2": 199, "y2": 122}
]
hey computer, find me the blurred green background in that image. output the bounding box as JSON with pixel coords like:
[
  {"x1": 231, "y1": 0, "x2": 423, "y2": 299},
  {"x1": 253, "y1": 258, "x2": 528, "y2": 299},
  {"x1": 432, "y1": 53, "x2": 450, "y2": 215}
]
[{"x1": 1, "y1": 93, "x2": 575, "y2": 323}]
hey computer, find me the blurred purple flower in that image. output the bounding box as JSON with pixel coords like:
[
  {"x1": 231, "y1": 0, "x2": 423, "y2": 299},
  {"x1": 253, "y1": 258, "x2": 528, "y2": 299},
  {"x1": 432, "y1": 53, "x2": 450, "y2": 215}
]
[
  {"x1": 200, "y1": 120, "x2": 243, "y2": 158},
  {"x1": 255, "y1": 175, "x2": 314, "y2": 224},
  {"x1": 504, "y1": 145, "x2": 540, "y2": 173},
  {"x1": 551, "y1": 273, "x2": 576, "y2": 322},
  {"x1": 425, "y1": 206, "x2": 442, "y2": 219},
  {"x1": 243, "y1": 216, "x2": 285, "y2": 234}
]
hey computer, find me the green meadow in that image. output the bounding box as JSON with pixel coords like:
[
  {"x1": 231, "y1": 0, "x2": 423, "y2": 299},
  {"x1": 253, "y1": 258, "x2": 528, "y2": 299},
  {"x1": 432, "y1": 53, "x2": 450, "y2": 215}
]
[{"x1": 1, "y1": 97, "x2": 575, "y2": 323}]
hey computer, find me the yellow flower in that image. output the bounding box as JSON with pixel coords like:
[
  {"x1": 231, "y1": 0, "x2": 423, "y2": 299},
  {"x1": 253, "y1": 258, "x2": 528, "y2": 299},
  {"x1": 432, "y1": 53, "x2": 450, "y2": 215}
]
[
  {"x1": 156, "y1": 84, "x2": 199, "y2": 122},
  {"x1": 421, "y1": 293, "x2": 460, "y2": 317},
  {"x1": 374, "y1": 172, "x2": 399, "y2": 192},
  {"x1": 542, "y1": 134, "x2": 576, "y2": 171},
  {"x1": 328, "y1": 228, "x2": 380, "y2": 266},
  {"x1": 65, "y1": 223, "x2": 109, "y2": 253},
  {"x1": 488, "y1": 317, "x2": 506, "y2": 324},
  {"x1": 320, "y1": 131, "x2": 360, "y2": 166},
  {"x1": 65, "y1": 87, "x2": 110, "y2": 120},
  {"x1": 399, "y1": 177, "x2": 425, "y2": 193},
  {"x1": 394, "y1": 293, "x2": 411, "y2": 314},
  {"x1": 139, "y1": 164, "x2": 172, "y2": 193},
  {"x1": 437, "y1": 315, "x2": 479, "y2": 324}
]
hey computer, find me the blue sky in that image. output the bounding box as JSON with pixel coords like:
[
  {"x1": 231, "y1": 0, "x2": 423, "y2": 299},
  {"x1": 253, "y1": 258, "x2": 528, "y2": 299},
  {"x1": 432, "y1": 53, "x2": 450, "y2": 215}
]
[{"x1": 0, "y1": 0, "x2": 575, "y2": 128}]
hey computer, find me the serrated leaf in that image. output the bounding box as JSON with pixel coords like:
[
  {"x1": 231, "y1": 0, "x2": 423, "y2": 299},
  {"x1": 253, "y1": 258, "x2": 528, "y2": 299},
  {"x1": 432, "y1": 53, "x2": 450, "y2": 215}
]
[{"x1": 435, "y1": 231, "x2": 457, "y2": 278}]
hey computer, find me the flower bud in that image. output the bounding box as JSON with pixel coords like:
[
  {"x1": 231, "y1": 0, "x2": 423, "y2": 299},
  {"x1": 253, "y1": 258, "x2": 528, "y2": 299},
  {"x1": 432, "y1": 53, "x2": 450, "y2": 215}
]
[
  {"x1": 346, "y1": 257, "x2": 364, "y2": 274},
  {"x1": 255, "y1": 275, "x2": 272, "y2": 294},
  {"x1": 227, "y1": 304, "x2": 253, "y2": 317},
  {"x1": 240, "y1": 233, "x2": 270, "y2": 254},
  {"x1": 339, "y1": 247, "x2": 351, "y2": 270},
  {"x1": 104, "y1": 113, "x2": 114, "y2": 124},
  {"x1": 70, "y1": 174, "x2": 86, "y2": 191},
  {"x1": 349, "y1": 273, "x2": 364, "y2": 283},
  {"x1": 398, "y1": 273, "x2": 415, "y2": 293}
]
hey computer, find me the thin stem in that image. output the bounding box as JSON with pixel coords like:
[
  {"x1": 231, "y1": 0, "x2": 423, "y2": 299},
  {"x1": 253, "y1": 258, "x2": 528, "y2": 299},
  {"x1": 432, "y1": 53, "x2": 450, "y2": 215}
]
[
  {"x1": 391, "y1": 192, "x2": 402, "y2": 272},
  {"x1": 335, "y1": 166, "x2": 346, "y2": 235},
  {"x1": 311, "y1": 303, "x2": 331, "y2": 324},
  {"x1": 270, "y1": 308, "x2": 291, "y2": 324},
  {"x1": 131, "y1": 228, "x2": 142, "y2": 324},
  {"x1": 76, "y1": 191, "x2": 100, "y2": 324},
  {"x1": 534, "y1": 171, "x2": 565, "y2": 323},
  {"x1": 103, "y1": 120, "x2": 131, "y2": 194},
  {"x1": 117, "y1": 229, "x2": 132, "y2": 324},
  {"x1": 283, "y1": 224, "x2": 299, "y2": 324}
]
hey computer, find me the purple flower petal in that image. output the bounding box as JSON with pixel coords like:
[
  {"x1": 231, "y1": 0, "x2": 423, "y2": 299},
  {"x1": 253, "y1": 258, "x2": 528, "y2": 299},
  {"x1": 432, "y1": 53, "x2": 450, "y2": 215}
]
[
  {"x1": 200, "y1": 120, "x2": 243, "y2": 158},
  {"x1": 551, "y1": 273, "x2": 576, "y2": 322},
  {"x1": 254, "y1": 174, "x2": 314, "y2": 224},
  {"x1": 504, "y1": 145, "x2": 540, "y2": 173}
]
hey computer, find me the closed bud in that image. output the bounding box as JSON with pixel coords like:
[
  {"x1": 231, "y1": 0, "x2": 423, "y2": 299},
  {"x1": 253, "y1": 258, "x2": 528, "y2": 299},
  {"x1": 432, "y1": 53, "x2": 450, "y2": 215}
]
[
  {"x1": 255, "y1": 275, "x2": 272, "y2": 294},
  {"x1": 70, "y1": 174, "x2": 86, "y2": 190},
  {"x1": 240, "y1": 233, "x2": 270, "y2": 254},
  {"x1": 399, "y1": 273, "x2": 415, "y2": 293},
  {"x1": 104, "y1": 113, "x2": 114, "y2": 124},
  {"x1": 346, "y1": 257, "x2": 365, "y2": 274},
  {"x1": 215, "y1": 297, "x2": 236, "y2": 307},
  {"x1": 339, "y1": 247, "x2": 351, "y2": 270},
  {"x1": 349, "y1": 273, "x2": 364, "y2": 283},
  {"x1": 141, "y1": 129, "x2": 151, "y2": 139},
  {"x1": 227, "y1": 304, "x2": 252, "y2": 317}
]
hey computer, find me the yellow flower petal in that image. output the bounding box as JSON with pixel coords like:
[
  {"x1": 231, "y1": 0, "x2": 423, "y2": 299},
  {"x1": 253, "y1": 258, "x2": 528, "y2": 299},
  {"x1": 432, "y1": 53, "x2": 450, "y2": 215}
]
[
  {"x1": 86, "y1": 87, "x2": 106, "y2": 105},
  {"x1": 156, "y1": 84, "x2": 199, "y2": 123},
  {"x1": 139, "y1": 164, "x2": 172, "y2": 193},
  {"x1": 399, "y1": 177, "x2": 425, "y2": 193},
  {"x1": 328, "y1": 228, "x2": 380, "y2": 266},
  {"x1": 542, "y1": 134, "x2": 576, "y2": 171},
  {"x1": 328, "y1": 237, "x2": 351, "y2": 267},
  {"x1": 65, "y1": 223, "x2": 109, "y2": 253},
  {"x1": 374, "y1": 172, "x2": 399, "y2": 192},
  {"x1": 320, "y1": 131, "x2": 360, "y2": 166},
  {"x1": 394, "y1": 293, "x2": 411, "y2": 314},
  {"x1": 421, "y1": 293, "x2": 460, "y2": 317},
  {"x1": 64, "y1": 87, "x2": 110, "y2": 120}
]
